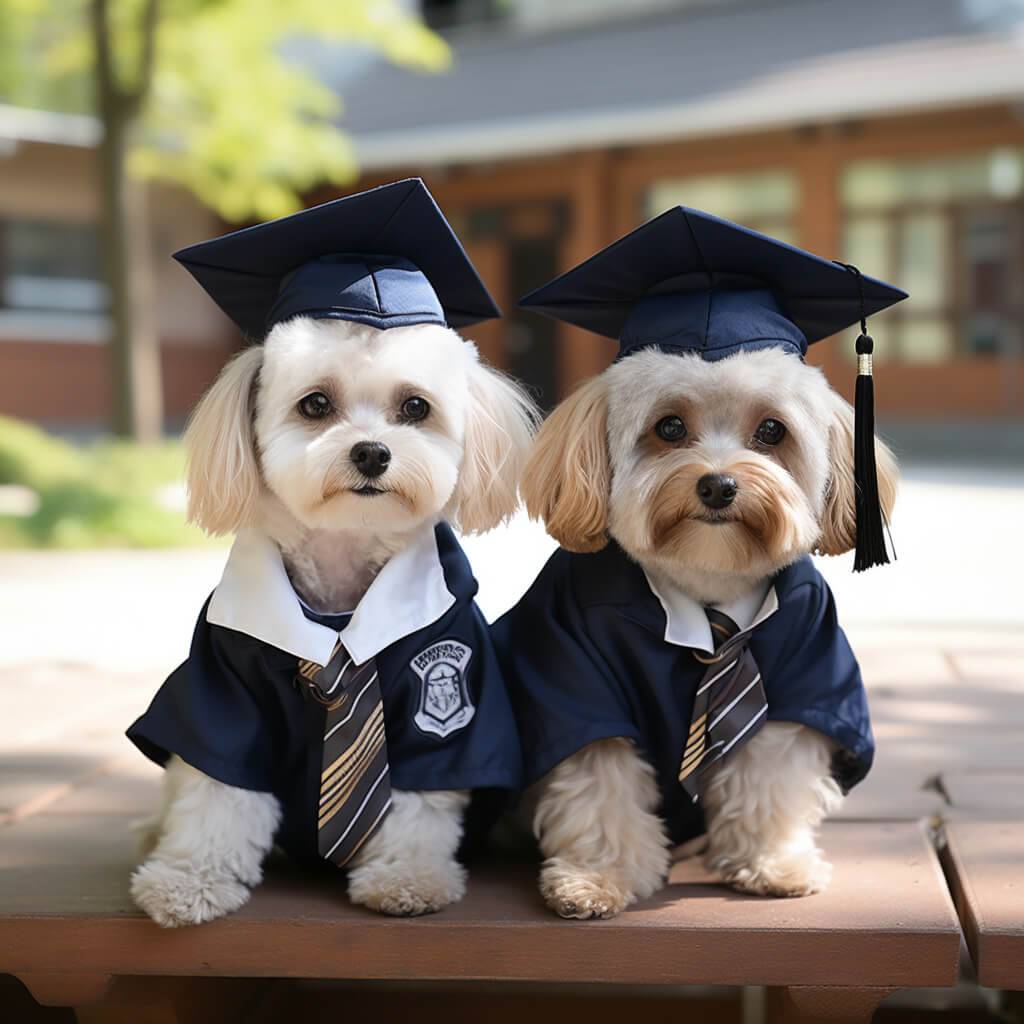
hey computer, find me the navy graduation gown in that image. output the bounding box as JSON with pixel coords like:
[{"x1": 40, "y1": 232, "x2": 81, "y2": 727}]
[
  {"x1": 128, "y1": 522, "x2": 522, "y2": 864},
  {"x1": 493, "y1": 543, "x2": 872, "y2": 846}
]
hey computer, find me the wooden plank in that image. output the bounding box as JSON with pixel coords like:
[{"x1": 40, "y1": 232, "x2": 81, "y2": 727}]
[
  {"x1": 0, "y1": 816, "x2": 959, "y2": 991},
  {"x1": 940, "y1": 821, "x2": 1024, "y2": 989},
  {"x1": 831, "y1": 743, "x2": 945, "y2": 822},
  {"x1": 942, "y1": 771, "x2": 1024, "y2": 821}
]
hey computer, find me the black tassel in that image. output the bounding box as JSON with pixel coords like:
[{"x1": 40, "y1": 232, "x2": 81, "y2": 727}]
[
  {"x1": 835, "y1": 261, "x2": 891, "y2": 572},
  {"x1": 852, "y1": 331, "x2": 889, "y2": 571}
]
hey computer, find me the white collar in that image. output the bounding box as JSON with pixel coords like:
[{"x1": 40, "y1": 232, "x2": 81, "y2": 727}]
[
  {"x1": 206, "y1": 525, "x2": 455, "y2": 667},
  {"x1": 642, "y1": 569, "x2": 779, "y2": 654}
]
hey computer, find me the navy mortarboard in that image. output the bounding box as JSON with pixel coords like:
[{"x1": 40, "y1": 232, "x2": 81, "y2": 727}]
[
  {"x1": 129, "y1": 523, "x2": 523, "y2": 866},
  {"x1": 173, "y1": 178, "x2": 500, "y2": 340},
  {"x1": 520, "y1": 206, "x2": 907, "y2": 572}
]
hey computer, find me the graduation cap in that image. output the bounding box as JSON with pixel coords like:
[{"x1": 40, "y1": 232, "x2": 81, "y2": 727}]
[
  {"x1": 173, "y1": 178, "x2": 500, "y2": 340},
  {"x1": 520, "y1": 206, "x2": 909, "y2": 571}
]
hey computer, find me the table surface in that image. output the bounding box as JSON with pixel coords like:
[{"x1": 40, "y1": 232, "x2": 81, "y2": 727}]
[
  {"x1": 0, "y1": 813, "x2": 960, "y2": 991},
  {"x1": 941, "y1": 820, "x2": 1024, "y2": 990}
]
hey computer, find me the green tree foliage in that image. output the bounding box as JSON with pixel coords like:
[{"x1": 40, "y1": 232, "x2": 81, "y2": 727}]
[
  {"x1": 3, "y1": 0, "x2": 448, "y2": 220},
  {"x1": 0, "y1": 0, "x2": 448, "y2": 438}
]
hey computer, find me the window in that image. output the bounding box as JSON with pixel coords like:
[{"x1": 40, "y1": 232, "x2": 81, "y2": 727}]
[
  {"x1": 420, "y1": 0, "x2": 505, "y2": 30},
  {"x1": 646, "y1": 170, "x2": 797, "y2": 242},
  {"x1": 0, "y1": 219, "x2": 108, "y2": 316},
  {"x1": 841, "y1": 148, "x2": 1024, "y2": 364}
]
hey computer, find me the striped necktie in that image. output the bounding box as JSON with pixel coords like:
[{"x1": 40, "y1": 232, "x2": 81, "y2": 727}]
[
  {"x1": 678, "y1": 608, "x2": 768, "y2": 801},
  {"x1": 296, "y1": 641, "x2": 392, "y2": 867}
]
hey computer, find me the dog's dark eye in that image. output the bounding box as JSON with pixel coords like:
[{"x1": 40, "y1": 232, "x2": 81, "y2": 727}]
[
  {"x1": 298, "y1": 392, "x2": 333, "y2": 420},
  {"x1": 654, "y1": 416, "x2": 687, "y2": 442},
  {"x1": 754, "y1": 418, "x2": 786, "y2": 446},
  {"x1": 399, "y1": 396, "x2": 430, "y2": 423}
]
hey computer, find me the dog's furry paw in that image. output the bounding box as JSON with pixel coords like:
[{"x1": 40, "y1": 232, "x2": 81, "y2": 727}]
[
  {"x1": 717, "y1": 851, "x2": 833, "y2": 898},
  {"x1": 539, "y1": 863, "x2": 632, "y2": 920},
  {"x1": 347, "y1": 858, "x2": 467, "y2": 916},
  {"x1": 131, "y1": 858, "x2": 252, "y2": 927}
]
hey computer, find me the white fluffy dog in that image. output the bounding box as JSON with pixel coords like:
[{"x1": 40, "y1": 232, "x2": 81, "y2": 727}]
[
  {"x1": 130, "y1": 316, "x2": 536, "y2": 926},
  {"x1": 514, "y1": 346, "x2": 898, "y2": 918}
]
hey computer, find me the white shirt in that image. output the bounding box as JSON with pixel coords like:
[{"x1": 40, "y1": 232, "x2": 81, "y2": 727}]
[{"x1": 206, "y1": 524, "x2": 455, "y2": 667}]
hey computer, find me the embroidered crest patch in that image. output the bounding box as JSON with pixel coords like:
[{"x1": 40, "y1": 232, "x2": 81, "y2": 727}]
[{"x1": 411, "y1": 640, "x2": 475, "y2": 739}]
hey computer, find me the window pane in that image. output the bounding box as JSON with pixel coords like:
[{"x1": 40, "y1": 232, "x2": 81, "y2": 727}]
[
  {"x1": 842, "y1": 149, "x2": 1024, "y2": 367},
  {"x1": 962, "y1": 210, "x2": 1010, "y2": 311},
  {"x1": 841, "y1": 217, "x2": 896, "y2": 361},
  {"x1": 844, "y1": 216, "x2": 890, "y2": 277},
  {"x1": 899, "y1": 213, "x2": 946, "y2": 312},
  {"x1": 963, "y1": 312, "x2": 1007, "y2": 357},
  {"x1": 842, "y1": 148, "x2": 1024, "y2": 211},
  {"x1": 897, "y1": 319, "x2": 954, "y2": 364},
  {"x1": 647, "y1": 170, "x2": 796, "y2": 228},
  {"x1": 1, "y1": 220, "x2": 108, "y2": 314}
]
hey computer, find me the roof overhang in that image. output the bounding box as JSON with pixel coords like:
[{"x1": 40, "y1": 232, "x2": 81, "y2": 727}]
[
  {"x1": 353, "y1": 34, "x2": 1024, "y2": 170},
  {"x1": 0, "y1": 105, "x2": 100, "y2": 148}
]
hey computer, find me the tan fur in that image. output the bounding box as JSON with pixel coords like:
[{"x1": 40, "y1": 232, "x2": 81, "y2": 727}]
[
  {"x1": 533, "y1": 738, "x2": 670, "y2": 919},
  {"x1": 817, "y1": 394, "x2": 899, "y2": 557},
  {"x1": 521, "y1": 375, "x2": 610, "y2": 552},
  {"x1": 702, "y1": 722, "x2": 842, "y2": 896},
  {"x1": 523, "y1": 347, "x2": 900, "y2": 918},
  {"x1": 184, "y1": 346, "x2": 264, "y2": 536},
  {"x1": 447, "y1": 360, "x2": 539, "y2": 534},
  {"x1": 646, "y1": 450, "x2": 810, "y2": 573}
]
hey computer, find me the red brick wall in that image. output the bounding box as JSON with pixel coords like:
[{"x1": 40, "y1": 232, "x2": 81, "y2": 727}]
[{"x1": 0, "y1": 338, "x2": 239, "y2": 430}]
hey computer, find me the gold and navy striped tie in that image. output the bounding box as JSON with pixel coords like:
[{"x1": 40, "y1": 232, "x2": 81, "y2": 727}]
[
  {"x1": 678, "y1": 608, "x2": 768, "y2": 801},
  {"x1": 297, "y1": 641, "x2": 392, "y2": 867}
]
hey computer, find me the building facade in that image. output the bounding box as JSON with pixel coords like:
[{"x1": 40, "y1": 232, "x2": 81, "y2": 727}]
[
  {"x1": 327, "y1": 0, "x2": 1024, "y2": 418},
  {"x1": 0, "y1": 108, "x2": 232, "y2": 431},
  {"x1": 2, "y1": 0, "x2": 1023, "y2": 430},
  {"x1": 338, "y1": 104, "x2": 1024, "y2": 419}
]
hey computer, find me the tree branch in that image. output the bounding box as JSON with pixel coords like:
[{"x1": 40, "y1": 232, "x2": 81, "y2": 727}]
[
  {"x1": 125, "y1": 0, "x2": 161, "y2": 116},
  {"x1": 89, "y1": 0, "x2": 114, "y2": 99}
]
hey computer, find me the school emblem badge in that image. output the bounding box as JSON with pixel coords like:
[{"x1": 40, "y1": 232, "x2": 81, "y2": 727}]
[{"x1": 411, "y1": 640, "x2": 475, "y2": 739}]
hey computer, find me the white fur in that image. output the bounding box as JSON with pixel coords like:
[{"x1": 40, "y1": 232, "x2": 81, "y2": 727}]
[
  {"x1": 130, "y1": 756, "x2": 280, "y2": 928},
  {"x1": 522, "y1": 347, "x2": 898, "y2": 917},
  {"x1": 133, "y1": 318, "x2": 537, "y2": 927},
  {"x1": 347, "y1": 789, "x2": 470, "y2": 915}
]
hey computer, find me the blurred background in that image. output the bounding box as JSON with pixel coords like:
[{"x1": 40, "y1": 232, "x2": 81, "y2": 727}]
[
  {"x1": 0, "y1": 1, "x2": 1023, "y2": 1018},
  {"x1": 1, "y1": 0, "x2": 1023, "y2": 546},
  {"x1": 3, "y1": 0, "x2": 1024, "y2": 438}
]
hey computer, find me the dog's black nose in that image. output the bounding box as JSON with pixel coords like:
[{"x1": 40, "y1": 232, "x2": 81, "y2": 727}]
[
  {"x1": 350, "y1": 441, "x2": 391, "y2": 479},
  {"x1": 697, "y1": 473, "x2": 738, "y2": 510}
]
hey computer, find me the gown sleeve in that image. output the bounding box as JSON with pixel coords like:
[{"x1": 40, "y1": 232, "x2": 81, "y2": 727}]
[
  {"x1": 126, "y1": 598, "x2": 285, "y2": 793},
  {"x1": 755, "y1": 574, "x2": 874, "y2": 791},
  {"x1": 493, "y1": 551, "x2": 640, "y2": 786}
]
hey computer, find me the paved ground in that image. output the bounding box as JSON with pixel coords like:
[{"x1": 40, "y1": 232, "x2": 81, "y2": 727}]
[{"x1": 1, "y1": 460, "x2": 1021, "y2": 831}]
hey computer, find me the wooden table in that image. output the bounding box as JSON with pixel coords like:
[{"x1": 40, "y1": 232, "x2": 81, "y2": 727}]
[
  {"x1": 940, "y1": 821, "x2": 1024, "y2": 990},
  {"x1": 0, "y1": 812, "x2": 961, "y2": 1023}
]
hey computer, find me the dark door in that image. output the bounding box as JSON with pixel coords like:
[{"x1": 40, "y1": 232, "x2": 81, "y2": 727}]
[
  {"x1": 463, "y1": 201, "x2": 566, "y2": 410},
  {"x1": 505, "y1": 232, "x2": 561, "y2": 409}
]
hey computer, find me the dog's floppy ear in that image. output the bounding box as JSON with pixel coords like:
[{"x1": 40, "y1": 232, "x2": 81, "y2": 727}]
[
  {"x1": 522, "y1": 374, "x2": 610, "y2": 553},
  {"x1": 448, "y1": 356, "x2": 539, "y2": 535},
  {"x1": 184, "y1": 346, "x2": 263, "y2": 536},
  {"x1": 818, "y1": 392, "x2": 898, "y2": 556}
]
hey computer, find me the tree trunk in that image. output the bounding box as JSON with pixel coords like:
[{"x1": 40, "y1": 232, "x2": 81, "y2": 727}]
[{"x1": 93, "y1": 2, "x2": 163, "y2": 441}]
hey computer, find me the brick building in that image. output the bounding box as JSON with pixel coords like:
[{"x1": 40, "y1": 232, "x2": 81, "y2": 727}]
[{"x1": 2, "y1": 0, "x2": 1023, "y2": 429}]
